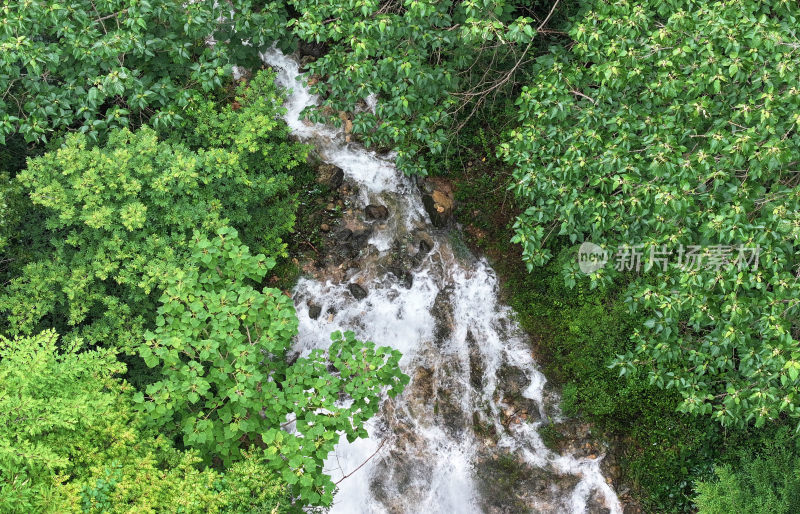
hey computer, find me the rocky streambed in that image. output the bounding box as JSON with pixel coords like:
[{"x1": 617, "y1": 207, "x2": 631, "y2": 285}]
[{"x1": 262, "y1": 47, "x2": 623, "y2": 514}]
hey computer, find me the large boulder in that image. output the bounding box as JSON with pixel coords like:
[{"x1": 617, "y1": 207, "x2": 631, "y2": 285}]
[
  {"x1": 316, "y1": 164, "x2": 344, "y2": 189},
  {"x1": 365, "y1": 204, "x2": 389, "y2": 220},
  {"x1": 419, "y1": 177, "x2": 455, "y2": 228}
]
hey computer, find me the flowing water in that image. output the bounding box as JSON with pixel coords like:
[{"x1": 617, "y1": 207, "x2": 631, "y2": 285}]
[{"x1": 261, "y1": 48, "x2": 622, "y2": 514}]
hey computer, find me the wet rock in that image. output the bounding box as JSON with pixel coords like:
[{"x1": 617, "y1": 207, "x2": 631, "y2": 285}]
[
  {"x1": 586, "y1": 490, "x2": 612, "y2": 514},
  {"x1": 285, "y1": 351, "x2": 300, "y2": 367},
  {"x1": 623, "y1": 503, "x2": 644, "y2": 514},
  {"x1": 317, "y1": 163, "x2": 344, "y2": 189},
  {"x1": 476, "y1": 452, "x2": 580, "y2": 513},
  {"x1": 351, "y1": 227, "x2": 373, "y2": 250},
  {"x1": 472, "y1": 410, "x2": 497, "y2": 440},
  {"x1": 307, "y1": 301, "x2": 322, "y2": 320},
  {"x1": 388, "y1": 268, "x2": 413, "y2": 289},
  {"x1": 431, "y1": 287, "x2": 455, "y2": 347},
  {"x1": 417, "y1": 233, "x2": 434, "y2": 254},
  {"x1": 419, "y1": 177, "x2": 455, "y2": 228},
  {"x1": 600, "y1": 450, "x2": 621, "y2": 486},
  {"x1": 299, "y1": 55, "x2": 316, "y2": 69},
  {"x1": 388, "y1": 262, "x2": 414, "y2": 289},
  {"x1": 546, "y1": 420, "x2": 606, "y2": 458},
  {"x1": 411, "y1": 235, "x2": 434, "y2": 267},
  {"x1": 365, "y1": 204, "x2": 389, "y2": 220},
  {"x1": 497, "y1": 364, "x2": 529, "y2": 396},
  {"x1": 334, "y1": 228, "x2": 353, "y2": 241},
  {"x1": 325, "y1": 219, "x2": 372, "y2": 264},
  {"x1": 436, "y1": 386, "x2": 466, "y2": 436},
  {"x1": 433, "y1": 360, "x2": 467, "y2": 437},
  {"x1": 496, "y1": 363, "x2": 540, "y2": 424},
  {"x1": 348, "y1": 282, "x2": 368, "y2": 300},
  {"x1": 413, "y1": 367, "x2": 434, "y2": 399},
  {"x1": 369, "y1": 445, "x2": 433, "y2": 513},
  {"x1": 467, "y1": 330, "x2": 485, "y2": 390}
]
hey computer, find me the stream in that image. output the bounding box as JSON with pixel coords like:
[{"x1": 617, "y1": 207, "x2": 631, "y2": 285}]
[{"x1": 261, "y1": 48, "x2": 622, "y2": 514}]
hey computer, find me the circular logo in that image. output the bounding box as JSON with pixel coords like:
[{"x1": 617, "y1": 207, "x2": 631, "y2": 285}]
[{"x1": 578, "y1": 242, "x2": 608, "y2": 274}]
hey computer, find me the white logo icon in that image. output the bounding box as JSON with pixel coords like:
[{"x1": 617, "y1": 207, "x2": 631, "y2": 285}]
[{"x1": 578, "y1": 242, "x2": 608, "y2": 274}]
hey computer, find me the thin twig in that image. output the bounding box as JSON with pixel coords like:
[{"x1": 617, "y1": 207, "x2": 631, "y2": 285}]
[
  {"x1": 570, "y1": 89, "x2": 597, "y2": 105},
  {"x1": 537, "y1": 0, "x2": 562, "y2": 31},
  {"x1": 334, "y1": 438, "x2": 388, "y2": 485}
]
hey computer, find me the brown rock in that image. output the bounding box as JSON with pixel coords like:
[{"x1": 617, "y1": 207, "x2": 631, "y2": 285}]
[
  {"x1": 338, "y1": 111, "x2": 353, "y2": 134},
  {"x1": 316, "y1": 164, "x2": 344, "y2": 189},
  {"x1": 417, "y1": 232, "x2": 434, "y2": 254},
  {"x1": 365, "y1": 204, "x2": 389, "y2": 220},
  {"x1": 419, "y1": 177, "x2": 455, "y2": 228}
]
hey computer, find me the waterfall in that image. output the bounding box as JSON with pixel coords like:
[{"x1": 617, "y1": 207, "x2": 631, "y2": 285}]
[{"x1": 261, "y1": 48, "x2": 622, "y2": 514}]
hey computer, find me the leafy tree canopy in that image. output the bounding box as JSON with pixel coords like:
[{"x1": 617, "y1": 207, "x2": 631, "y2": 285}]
[
  {"x1": 137, "y1": 228, "x2": 409, "y2": 506},
  {"x1": 694, "y1": 427, "x2": 800, "y2": 514},
  {"x1": 0, "y1": 0, "x2": 290, "y2": 144},
  {"x1": 290, "y1": 0, "x2": 543, "y2": 175},
  {"x1": 501, "y1": 0, "x2": 800, "y2": 427},
  {"x1": 0, "y1": 71, "x2": 307, "y2": 351},
  {"x1": 0, "y1": 330, "x2": 291, "y2": 513}
]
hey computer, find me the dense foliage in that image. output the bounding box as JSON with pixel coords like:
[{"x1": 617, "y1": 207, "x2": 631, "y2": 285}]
[
  {"x1": 291, "y1": 0, "x2": 544, "y2": 175},
  {"x1": 0, "y1": 330, "x2": 291, "y2": 513},
  {"x1": 695, "y1": 428, "x2": 800, "y2": 513},
  {"x1": 0, "y1": 0, "x2": 290, "y2": 144},
  {"x1": 0, "y1": 7, "x2": 409, "y2": 507},
  {"x1": 5, "y1": 0, "x2": 799, "y2": 511},
  {"x1": 0, "y1": 172, "x2": 20, "y2": 256},
  {"x1": 448, "y1": 152, "x2": 724, "y2": 510},
  {"x1": 0, "y1": 72, "x2": 305, "y2": 351},
  {"x1": 138, "y1": 228, "x2": 408, "y2": 505},
  {"x1": 501, "y1": 0, "x2": 800, "y2": 427}
]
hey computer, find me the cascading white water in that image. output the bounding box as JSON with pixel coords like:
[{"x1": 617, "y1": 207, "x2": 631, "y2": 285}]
[{"x1": 261, "y1": 48, "x2": 622, "y2": 514}]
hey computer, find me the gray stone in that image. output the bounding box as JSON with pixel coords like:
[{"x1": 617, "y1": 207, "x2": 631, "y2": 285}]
[
  {"x1": 307, "y1": 301, "x2": 322, "y2": 320},
  {"x1": 334, "y1": 228, "x2": 353, "y2": 241},
  {"x1": 418, "y1": 234, "x2": 434, "y2": 254},
  {"x1": 350, "y1": 228, "x2": 373, "y2": 249},
  {"x1": 348, "y1": 283, "x2": 368, "y2": 300}
]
